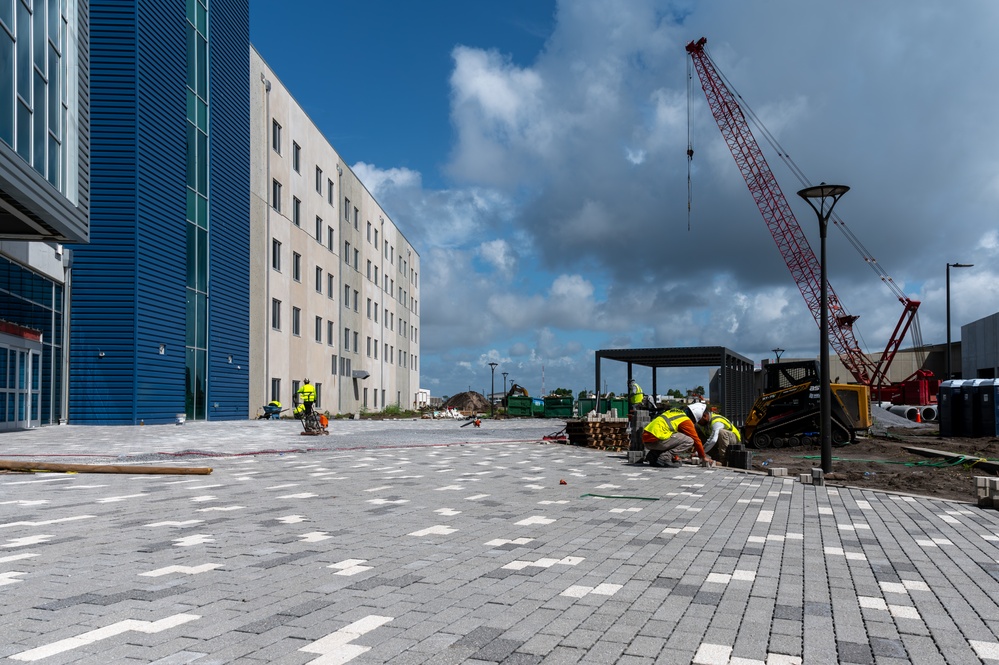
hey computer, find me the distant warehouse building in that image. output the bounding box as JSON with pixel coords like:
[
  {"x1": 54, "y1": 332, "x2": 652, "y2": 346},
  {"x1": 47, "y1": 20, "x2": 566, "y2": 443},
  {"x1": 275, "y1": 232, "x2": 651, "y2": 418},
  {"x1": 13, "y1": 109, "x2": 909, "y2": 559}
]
[
  {"x1": 0, "y1": 0, "x2": 90, "y2": 429},
  {"x1": 250, "y1": 49, "x2": 421, "y2": 415},
  {"x1": 962, "y1": 312, "x2": 999, "y2": 379},
  {"x1": 69, "y1": 0, "x2": 250, "y2": 424}
]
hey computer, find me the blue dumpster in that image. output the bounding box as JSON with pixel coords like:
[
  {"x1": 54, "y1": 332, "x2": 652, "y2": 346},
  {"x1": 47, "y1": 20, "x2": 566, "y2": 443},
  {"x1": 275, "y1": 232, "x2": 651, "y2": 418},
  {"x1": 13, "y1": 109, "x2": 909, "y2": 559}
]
[{"x1": 938, "y1": 379, "x2": 964, "y2": 437}]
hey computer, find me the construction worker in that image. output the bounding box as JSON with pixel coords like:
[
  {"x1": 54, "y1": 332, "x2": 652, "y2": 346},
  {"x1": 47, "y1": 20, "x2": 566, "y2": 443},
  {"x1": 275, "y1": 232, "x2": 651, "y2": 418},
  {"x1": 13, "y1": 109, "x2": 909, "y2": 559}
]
[
  {"x1": 642, "y1": 403, "x2": 709, "y2": 467},
  {"x1": 696, "y1": 408, "x2": 741, "y2": 465},
  {"x1": 296, "y1": 378, "x2": 316, "y2": 416},
  {"x1": 629, "y1": 379, "x2": 656, "y2": 411}
]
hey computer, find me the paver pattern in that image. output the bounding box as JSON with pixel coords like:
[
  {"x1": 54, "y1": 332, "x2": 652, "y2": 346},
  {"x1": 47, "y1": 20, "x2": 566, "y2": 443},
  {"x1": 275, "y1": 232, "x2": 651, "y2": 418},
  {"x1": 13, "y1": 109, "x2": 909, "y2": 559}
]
[{"x1": 2, "y1": 419, "x2": 999, "y2": 664}]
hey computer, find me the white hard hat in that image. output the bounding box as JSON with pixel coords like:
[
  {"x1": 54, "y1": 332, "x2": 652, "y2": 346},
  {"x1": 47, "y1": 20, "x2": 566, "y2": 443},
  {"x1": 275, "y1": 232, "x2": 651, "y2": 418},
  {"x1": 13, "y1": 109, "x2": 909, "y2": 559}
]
[{"x1": 686, "y1": 403, "x2": 706, "y2": 422}]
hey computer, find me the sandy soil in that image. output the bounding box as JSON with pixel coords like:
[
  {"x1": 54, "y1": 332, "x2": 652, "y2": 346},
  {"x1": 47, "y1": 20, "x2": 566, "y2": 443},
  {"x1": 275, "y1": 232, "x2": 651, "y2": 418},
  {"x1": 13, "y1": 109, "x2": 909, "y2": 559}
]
[{"x1": 744, "y1": 425, "x2": 999, "y2": 503}]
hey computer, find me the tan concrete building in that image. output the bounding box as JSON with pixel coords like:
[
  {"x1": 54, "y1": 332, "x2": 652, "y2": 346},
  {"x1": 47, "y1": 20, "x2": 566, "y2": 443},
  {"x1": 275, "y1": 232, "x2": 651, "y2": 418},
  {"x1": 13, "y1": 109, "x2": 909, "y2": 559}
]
[{"x1": 250, "y1": 48, "x2": 420, "y2": 416}]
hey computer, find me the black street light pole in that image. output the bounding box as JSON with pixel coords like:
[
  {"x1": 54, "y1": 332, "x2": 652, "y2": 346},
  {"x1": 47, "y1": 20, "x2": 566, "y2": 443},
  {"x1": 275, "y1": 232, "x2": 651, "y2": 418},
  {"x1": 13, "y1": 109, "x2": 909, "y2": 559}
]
[
  {"x1": 502, "y1": 372, "x2": 508, "y2": 406},
  {"x1": 772, "y1": 348, "x2": 784, "y2": 363},
  {"x1": 946, "y1": 263, "x2": 974, "y2": 380},
  {"x1": 798, "y1": 183, "x2": 849, "y2": 475},
  {"x1": 488, "y1": 363, "x2": 498, "y2": 418}
]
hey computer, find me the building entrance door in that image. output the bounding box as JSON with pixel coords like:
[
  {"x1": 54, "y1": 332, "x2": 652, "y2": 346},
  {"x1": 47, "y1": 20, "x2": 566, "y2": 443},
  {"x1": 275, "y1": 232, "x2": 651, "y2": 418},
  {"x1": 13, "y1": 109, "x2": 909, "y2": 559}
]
[{"x1": 1, "y1": 345, "x2": 41, "y2": 430}]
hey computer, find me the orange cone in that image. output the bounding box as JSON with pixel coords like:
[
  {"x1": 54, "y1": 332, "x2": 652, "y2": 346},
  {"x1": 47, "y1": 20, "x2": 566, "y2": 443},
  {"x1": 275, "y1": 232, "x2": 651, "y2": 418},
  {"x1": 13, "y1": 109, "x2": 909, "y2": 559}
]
[{"x1": 915, "y1": 411, "x2": 922, "y2": 423}]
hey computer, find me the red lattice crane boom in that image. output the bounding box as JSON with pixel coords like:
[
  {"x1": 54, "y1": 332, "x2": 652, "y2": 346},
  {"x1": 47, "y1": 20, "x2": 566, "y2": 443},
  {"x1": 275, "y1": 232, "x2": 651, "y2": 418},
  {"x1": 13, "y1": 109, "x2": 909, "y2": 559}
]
[{"x1": 686, "y1": 37, "x2": 920, "y2": 389}]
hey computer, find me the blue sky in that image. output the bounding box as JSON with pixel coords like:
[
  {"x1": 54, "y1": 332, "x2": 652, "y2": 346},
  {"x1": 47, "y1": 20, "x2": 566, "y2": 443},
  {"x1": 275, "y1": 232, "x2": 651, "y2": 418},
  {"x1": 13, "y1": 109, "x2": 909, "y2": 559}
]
[{"x1": 250, "y1": 1, "x2": 999, "y2": 400}]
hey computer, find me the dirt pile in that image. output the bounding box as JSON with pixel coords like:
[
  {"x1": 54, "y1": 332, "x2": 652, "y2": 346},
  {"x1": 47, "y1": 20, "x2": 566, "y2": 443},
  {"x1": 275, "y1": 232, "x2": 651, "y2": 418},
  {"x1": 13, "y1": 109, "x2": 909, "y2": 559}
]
[{"x1": 443, "y1": 391, "x2": 490, "y2": 413}]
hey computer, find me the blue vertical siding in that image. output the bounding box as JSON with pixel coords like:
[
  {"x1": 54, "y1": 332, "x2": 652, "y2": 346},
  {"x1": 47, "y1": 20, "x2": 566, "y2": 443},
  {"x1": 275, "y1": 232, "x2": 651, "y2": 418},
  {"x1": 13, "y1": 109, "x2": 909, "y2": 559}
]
[
  {"x1": 71, "y1": 0, "x2": 250, "y2": 424},
  {"x1": 206, "y1": 2, "x2": 250, "y2": 420}
]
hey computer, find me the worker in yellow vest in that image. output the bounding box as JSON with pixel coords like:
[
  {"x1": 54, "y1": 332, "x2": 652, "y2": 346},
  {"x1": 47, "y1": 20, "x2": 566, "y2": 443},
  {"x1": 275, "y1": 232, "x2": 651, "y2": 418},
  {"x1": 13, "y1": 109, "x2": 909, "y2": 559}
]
[
  {"x1": 696, "y1": 409, "x2": 741, "y2": 465},
  {"x1": 296, "y1": 379, "x2": 317, "y2": 416},
  {"x1": 642, "y1": 403, "x2": 709, "y2": 467}
]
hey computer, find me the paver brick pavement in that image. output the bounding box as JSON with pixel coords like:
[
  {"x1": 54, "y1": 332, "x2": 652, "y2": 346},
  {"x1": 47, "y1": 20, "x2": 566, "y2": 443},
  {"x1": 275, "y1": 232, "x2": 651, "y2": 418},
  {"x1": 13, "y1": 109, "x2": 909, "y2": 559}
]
[{"x1": 3, "y1": 419, "x2": 999, "y2": 663}]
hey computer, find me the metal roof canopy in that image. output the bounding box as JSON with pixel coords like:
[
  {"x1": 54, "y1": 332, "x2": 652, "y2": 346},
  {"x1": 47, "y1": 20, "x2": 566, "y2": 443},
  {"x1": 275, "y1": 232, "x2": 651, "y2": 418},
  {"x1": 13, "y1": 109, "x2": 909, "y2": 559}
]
[{"x1": 594, "y1": 346, "x2": 757, "y2": 426}]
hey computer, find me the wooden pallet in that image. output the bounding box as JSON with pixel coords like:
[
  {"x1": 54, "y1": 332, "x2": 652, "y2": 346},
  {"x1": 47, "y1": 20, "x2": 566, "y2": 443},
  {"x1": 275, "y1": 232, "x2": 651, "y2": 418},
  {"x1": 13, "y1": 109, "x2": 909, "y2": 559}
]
[{"x1": 565, "y1": 420, "x2": 630, "y2": 451}]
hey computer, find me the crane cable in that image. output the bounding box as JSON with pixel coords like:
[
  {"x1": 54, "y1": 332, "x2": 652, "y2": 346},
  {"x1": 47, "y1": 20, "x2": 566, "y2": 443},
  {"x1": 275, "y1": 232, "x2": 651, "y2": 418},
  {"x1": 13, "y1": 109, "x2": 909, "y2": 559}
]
[
  {"x1": 686, "y1": 56, "x2": 695, "y2": 232},
  {"x1": 698, "y1": 46, "x2": 922, "y2": 352}
]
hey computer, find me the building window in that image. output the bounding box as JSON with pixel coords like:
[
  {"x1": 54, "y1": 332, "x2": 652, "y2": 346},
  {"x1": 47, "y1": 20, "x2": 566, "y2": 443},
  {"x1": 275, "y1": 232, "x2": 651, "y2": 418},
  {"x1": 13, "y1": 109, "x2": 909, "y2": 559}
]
[
  {"x1": 327, "y1": 226, "x2": 335, "y2": 251},
  {"x1": 327, "y1": 321, "x2": 335, "y2": 346},
  {"x1": 366, "y1": 260, "x2": 371, "y2": 280},
  {"x1": 374, "y1": 266, "x2": 379, "y2": 284},
  {"x1": 363, "y1": 387, "x2": 368, "y2": 408},
  {"x1": 315, "y1": 216, "x2": 322, "y2": 242},
  {"x1": 366, "y1": 336, "x2": 371, "y2": 357},
  {"x1": 374, "y1": 304, "x2": 378, "y2": 323},
  {"x1": 353, "y1": 249, "x2": 359, "y2": 270},
  {"x1": 293, "y1": 252, "x2": 301, "y2": 281},
  {"x1": 292, "y1": 197, "x2": 301, "y2": 226},
  {"x1": 374, "y1": 228, "x2": 379, "y2": 247},
  {"x1": 327, "y1": 273, "x2": 335, "y2": 298},
  {"x1": 343, "y1": 284, "x2": 350, "y2": 308},
  {"x1": 353, "y1": 290, "x2": 359, "y2": 312},
  {"x1": 292, "y1": 142, "x2": 301, "y2": 172},
  {"x1": 271, "y1": 179, "x2": 282, "y2": 212},
  {"x1": 374, "y1": 390, "x2": 378, "y2": 409},
  {"x1": 366, "y1": 298, "x2": 372, "y2": 318},
  {"x1": 292, "y1": 380, "x2": 300, "y2": 396},
  {"x1": 270, "y1": 378, "x2": 281, "y2": 403},
  {"x1": 271, "y1": 239, "x2": 281, "y2": 271},
  {"x1": 315, "y1": 267, "x2": 323, "y2": 293},
  {"x1": 344, "y1": 241, "x2": 351, "y2": 264},
  {"x1": 385, "y1": 343, "x2": 390, "y2": 362},
  {"x1": 353, "y1": 207, "x2": 359, "y2": 230},
  {"x1": 271, "y1": 299, "x2": 281, "y2": 330},
  {"x1": 331, "y1": 354, "x2": 337, "y2": 375},
  {"x1": 353, "y1": 331, "x2": 359, "y2": 352},
  {"x1": 272, "y1": 119, "x2": 282, "y2": 153},
  {"x1": 315, "y1": 383, "x2": 323, "y2": 409},
  {"x1": 292, "y1": 307, "x2": 301, "y2": 336},
  {"x1": 315, "y1": 316, "x2": 322, "y2": 342},
  {"x1": 316, "y1": 166, "x2": 323, "y2": 193},
  {"x1": 367, "y1": 221, "x2": 372, "y2": 242},
  {"x1": 344, "y1": 328, "x2": 350, "y2": 351},
  {"x1": 374, "y1": 339, "x2": 378, "y2": 359},
  {"x1": 328, "y1": 178, "x2": 334, "y2": 205},
  {"x1": 344, "y1": 197, "x2": 350, "y2": 220}
]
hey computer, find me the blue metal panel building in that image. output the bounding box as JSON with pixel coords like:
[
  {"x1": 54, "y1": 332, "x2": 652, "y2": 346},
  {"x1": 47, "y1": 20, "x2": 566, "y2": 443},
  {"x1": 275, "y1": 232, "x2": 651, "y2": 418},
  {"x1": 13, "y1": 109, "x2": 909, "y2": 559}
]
[{"x1": 70, "y1": 0, "x2": 248, "y2": 424}]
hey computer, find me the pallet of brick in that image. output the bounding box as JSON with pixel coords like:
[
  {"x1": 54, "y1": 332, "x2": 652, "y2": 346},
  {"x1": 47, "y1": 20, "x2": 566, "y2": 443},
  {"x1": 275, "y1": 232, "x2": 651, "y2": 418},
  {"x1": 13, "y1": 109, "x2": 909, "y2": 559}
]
[{"x1": 565, "y1": 420, "x2": 630, "y2": 451}]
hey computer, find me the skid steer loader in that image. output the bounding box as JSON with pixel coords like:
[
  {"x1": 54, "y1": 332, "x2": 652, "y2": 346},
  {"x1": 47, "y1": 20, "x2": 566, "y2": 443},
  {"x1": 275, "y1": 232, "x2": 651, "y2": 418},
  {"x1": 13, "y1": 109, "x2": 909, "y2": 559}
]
[{"x1": 743, "y1": 360, "x2": 871, "y2": 449}]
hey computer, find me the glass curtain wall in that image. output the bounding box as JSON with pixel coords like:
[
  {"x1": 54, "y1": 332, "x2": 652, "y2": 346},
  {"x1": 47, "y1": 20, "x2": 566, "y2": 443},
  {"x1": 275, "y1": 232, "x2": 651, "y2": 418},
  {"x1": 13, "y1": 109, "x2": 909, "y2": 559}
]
[
  {"x1": 0, "y1": 0, "x2": 69, "y2": 191},
  {"x1": 185, "y1": 0, "x2": 209, "y2": 420}
]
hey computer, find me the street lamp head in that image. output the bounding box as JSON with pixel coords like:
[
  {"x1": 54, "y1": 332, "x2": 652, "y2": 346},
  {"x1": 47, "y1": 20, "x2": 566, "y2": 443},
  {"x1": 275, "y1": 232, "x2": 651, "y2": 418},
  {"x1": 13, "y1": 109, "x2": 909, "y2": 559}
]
[
  {"x1": 488, "y1": 362, "x2": 498, "y2": 370},
  {"x1": 797, "y1": 183, "x2": 850, "y2": 200},
  {"x1": 948, "y1": 262, "x2": 974, "y2": 269}
]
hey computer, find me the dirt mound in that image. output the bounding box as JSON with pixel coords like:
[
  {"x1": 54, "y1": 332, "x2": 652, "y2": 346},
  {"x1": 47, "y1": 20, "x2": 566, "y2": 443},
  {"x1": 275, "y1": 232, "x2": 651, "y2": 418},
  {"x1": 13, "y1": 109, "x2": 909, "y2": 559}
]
[{"x1": 443, "y1": 391, "x2": 490, "y2": 413}]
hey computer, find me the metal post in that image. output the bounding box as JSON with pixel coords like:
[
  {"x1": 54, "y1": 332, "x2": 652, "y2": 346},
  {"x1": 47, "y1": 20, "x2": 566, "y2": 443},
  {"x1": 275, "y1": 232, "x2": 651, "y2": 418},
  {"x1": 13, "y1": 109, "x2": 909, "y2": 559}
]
[
  {"x1": 798, "y1": 184, "x2": 849, "y2": 475},
  {"x1": 488, "y1": 362, "x2": 498, "y2": 418},
  {"x1": 946, "y1": 263, "x2": 973, "y2": 379}
]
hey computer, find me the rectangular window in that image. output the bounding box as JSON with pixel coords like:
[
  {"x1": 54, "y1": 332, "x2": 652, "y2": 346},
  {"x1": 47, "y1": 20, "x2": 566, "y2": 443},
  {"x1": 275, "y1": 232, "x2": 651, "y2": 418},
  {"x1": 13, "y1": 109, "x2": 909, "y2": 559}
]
[
  {"x1": 270, "y1": 378, "x2": 281, "y2": 403},
  {"x1": 293, "y1": 197, "x2": 301, "y2": 226},
  {"x1": 363, "y1": 387, "x2": 368, "y2": 408},
  {"x1": 315, "y1": 267, "x2": 323, "y2": 293},
  {"x1": 374, "y1": 229, "x2": 379, "y2": 247},
  {"x1": 292, "y1": 142, "x2": 301, "y2": 172},
  {"x1": 315, "y1": 383, "x2": 323, "y2": 409},
  {"x1": 271, "y1": 299, "x2": 281, "y2": 330},
  {"x1": 385, "y1": 343, "x2": 390, "y2": 362},
  {"x1": 374, "y1": 304, "x2": 379, "y2": 323},
  {"x1": 328, "y1": 179, "x2": 335, "y2": 205},
  {"x1": 272, "y1": 119, "x2": 282, "y2": 153},
  {"x1": 366, "y1": 260, "x2": 372, "y2": 280},
  {"x1": 366, "y1": 336, "x2": 371, "y2": 357},
  {"x1": 292, "y1": 307, "x2": 301, "y2": 336},
  {"x1": 374, "y1": 266, "x2": 379, "y2": 284},
  {"x1": 327, "y1": 321, "x2": 335, "y2": 346},
  {"x1": 316, "y1": 166, "x2": 323, "y2": 193},
  {"x1": 271, "y1": 180, "x2": 282, "y2": 212},
  {"x1": 367, "y1": 221, "x2": 372, "y2": 242},
  {"x1": 327, "y1": 274, "x2": 335, "y2": 298},
  {"x1": 353, "y1": 331, "x2": 359, "y2": 352},
  {"x1": 344, "y1": 241, "x2": 351, "y2": 264},
  {"x1": 354, "y1": 249, "x2": 359, "y2": 270},
  {"x1": 374, "y1": 390, "x2": 378, "y2": 409},
  {"x1": 374, "y1": 339, "x2": 378, "y2": 360},
  {"x1": 344, "y1": 197, "x2": 350, "y2": 221},
  {"x1": 344, "y1": 328, "x2": 350, "y2": 351},
  {"x1": 331, "y1": 354, "x2": 337, "y2": 375},
  {"x1": 315, "y1": 216, "x2": 322, "y2": 242},
  {"x1": 353, "y1": 207, "x2": 359, "y2": 230},
  {"x1": 293, "y1": 252, "x2": 301, "y2": 281},
  {"x1": 328, "y1": 226, "x2": 335, "y2": 251},
  {"x1": 271, "y1": 239, "x2": 281, "y2": 271},
  {"x1": 315, "y1": 316, "x2": 323, "y2": 342},
  {"x1": 366, "y1": 298, "x2": 372, "y2": 319},
  {"x1": 353, "y1": 290, "x2": 359, "y2": 312},
  {"x1": 343, "y1": 284, "x2": 350, "y2": 307}
]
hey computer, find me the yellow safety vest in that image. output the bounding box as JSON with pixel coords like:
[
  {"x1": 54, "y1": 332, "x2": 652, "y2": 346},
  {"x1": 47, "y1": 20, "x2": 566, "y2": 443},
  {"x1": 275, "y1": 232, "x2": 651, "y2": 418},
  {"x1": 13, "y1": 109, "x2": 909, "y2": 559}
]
[
  {"x1": 644, "y1": 409, "x2": 689, "y2": 440},
  {"x1": 708, "y1": 414, "x2": 741, "y2": 442},
  {"x1": 297, "y1": 384, "x2": 316, "y2": 404},
  {"x1": 630, "y1": 382, "x2": 644, "y2": 405}
]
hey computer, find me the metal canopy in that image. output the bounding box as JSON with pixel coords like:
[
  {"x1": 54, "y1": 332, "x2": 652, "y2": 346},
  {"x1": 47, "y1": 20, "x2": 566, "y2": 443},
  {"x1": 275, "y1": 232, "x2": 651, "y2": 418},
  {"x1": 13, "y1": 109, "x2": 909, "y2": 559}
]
[{"x1": 594, "y1": 346, "x2": 757, "y2": 426}]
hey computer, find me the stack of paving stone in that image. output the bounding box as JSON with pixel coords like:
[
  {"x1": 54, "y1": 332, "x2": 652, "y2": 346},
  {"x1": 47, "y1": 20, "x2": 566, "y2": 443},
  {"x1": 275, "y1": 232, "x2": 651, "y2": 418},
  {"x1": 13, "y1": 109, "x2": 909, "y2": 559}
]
[
  {"x1": 565, "y1": 416, "x2": 630, "y2": 451},
  {"x1": 726, "y1": 443, "x2": 753, "y2": 469},
  {"x1": 976, "y1": 476, "x2": 999, "y2": 508}
]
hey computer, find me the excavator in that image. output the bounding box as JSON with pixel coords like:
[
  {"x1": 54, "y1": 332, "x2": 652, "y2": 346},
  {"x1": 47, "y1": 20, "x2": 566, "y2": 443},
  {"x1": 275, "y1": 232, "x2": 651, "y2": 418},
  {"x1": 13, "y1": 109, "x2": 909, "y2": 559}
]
[{"x1": 503, "y1": 383, "x2": 529, "y2": 407}]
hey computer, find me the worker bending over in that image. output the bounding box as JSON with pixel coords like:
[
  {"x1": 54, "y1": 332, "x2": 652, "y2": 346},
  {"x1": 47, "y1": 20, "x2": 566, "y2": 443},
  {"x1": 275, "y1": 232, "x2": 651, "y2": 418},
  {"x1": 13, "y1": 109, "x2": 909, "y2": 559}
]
[
  {"x1": 642, "y1": 403, "x2": 709, "y2": 468},
  {"x1": 697, "y1": 409, "x2": 741, "y2": 465}
]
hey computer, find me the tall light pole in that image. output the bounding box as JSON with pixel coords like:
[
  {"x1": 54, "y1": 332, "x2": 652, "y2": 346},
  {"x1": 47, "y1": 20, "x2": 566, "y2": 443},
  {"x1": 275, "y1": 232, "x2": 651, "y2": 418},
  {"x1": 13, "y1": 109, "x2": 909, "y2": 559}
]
[
  {"x1": 502, "y1": 372, "x2": 508, "y2": 406},
  {"x1": 798, "y1": 183, "x2": 849, "y2": 475},
  {"x1": 772, "y1": 348, "x2": 784, "y2": 363},
  {"x1": 488, "y1": 362, "x2": 498, "y2": 418},
  {"x1": 946, "y1": 262, "x2": 974, "y2": 379}
]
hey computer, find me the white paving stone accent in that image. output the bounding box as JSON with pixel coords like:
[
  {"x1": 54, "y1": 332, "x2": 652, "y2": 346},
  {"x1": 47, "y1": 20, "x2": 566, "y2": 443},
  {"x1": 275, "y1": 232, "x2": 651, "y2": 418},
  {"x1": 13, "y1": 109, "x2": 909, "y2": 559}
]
[{"x1": 9, "y1": 613, "x2": 200, "y2": 661}]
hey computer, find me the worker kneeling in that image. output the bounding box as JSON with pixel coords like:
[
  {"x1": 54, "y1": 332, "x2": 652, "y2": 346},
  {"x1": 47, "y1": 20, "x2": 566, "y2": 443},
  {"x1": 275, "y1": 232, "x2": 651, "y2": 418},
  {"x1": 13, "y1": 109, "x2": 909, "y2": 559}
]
[
  {"x1": 642, "y1": 403, "x2": 710, "y2": 468},
  {"x1": 697, "y1": 408, "x2": 741, "y2": 466}
]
